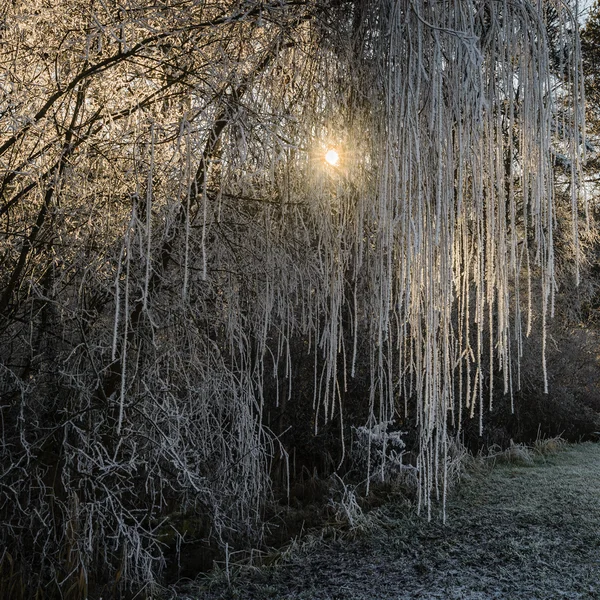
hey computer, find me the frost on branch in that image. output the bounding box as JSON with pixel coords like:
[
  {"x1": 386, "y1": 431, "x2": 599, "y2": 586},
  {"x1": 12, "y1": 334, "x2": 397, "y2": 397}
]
[{"x1": 0, "y1": 0, "x2": 585, "y2": 595}]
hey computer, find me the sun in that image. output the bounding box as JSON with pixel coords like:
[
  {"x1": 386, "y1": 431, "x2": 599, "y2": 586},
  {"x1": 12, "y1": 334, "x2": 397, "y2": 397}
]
[{"x1": 324, "y1": 148, "x2": 340, "y2": 166}]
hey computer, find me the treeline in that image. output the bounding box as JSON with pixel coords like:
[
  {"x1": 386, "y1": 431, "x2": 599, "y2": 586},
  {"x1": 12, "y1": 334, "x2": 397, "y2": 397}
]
[{"x1": 0, "y1": 0, "x2": 597, "y2": 597}]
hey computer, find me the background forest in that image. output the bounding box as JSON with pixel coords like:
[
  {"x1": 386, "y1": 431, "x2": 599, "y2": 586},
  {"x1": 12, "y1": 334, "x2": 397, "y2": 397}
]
[{"x1": 1, "y1": 0, "x2": 599, "y2": 598}]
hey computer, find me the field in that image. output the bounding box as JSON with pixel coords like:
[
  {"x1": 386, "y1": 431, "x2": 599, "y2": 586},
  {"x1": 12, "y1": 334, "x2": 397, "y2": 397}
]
[{"x1": 181, "y1": 442, "x2": 600, "y2": 600}]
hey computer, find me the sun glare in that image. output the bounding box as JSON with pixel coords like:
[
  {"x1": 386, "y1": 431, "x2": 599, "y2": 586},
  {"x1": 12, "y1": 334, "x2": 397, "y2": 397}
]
[{"x1": 324, "y1": 148, "x2": 339, "y2": 166}]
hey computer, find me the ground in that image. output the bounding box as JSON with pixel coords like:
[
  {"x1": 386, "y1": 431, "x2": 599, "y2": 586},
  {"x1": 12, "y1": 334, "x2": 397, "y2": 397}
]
[{"x1": 177, "y1": 442, "x2": 600, "y2": 600}]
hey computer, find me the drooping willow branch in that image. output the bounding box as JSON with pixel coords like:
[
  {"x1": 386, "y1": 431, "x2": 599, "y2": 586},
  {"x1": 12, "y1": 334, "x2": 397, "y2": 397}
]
[{"x1": 0, "y1": 1, "x2": 585, "y2": 595}]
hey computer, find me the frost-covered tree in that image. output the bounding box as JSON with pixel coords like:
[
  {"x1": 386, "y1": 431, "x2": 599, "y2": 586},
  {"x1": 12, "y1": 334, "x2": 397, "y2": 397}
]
[
  {"x1": 583, "y1": 1, "x2": 600, "y2": 122},
  {"x1": 0, "y1": 0, "x2": 584, "y2": 596}
]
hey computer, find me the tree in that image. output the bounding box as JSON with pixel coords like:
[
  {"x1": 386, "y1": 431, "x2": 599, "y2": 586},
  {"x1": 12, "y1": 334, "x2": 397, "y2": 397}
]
[
  {"x1": 583, "y1": 2, "x2": 600, "y2": 123},
  {"x1": 583, "y1": 1, "x2": 600, "y2": 190},
  {"x1": 0, "y1": 0, "x2": 584, "y2": 596}
]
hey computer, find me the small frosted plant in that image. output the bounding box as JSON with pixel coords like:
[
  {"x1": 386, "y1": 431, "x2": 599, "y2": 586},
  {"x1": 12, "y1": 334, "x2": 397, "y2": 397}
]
[{"x1": 352, "y1": 421, "x2": 408, "y2": 485}]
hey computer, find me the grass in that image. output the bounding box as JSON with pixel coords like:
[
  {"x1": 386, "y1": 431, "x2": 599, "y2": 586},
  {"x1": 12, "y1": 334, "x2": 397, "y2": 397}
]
[{"x1": 174, "y1": 438, "x2": 600, "y2": 600}]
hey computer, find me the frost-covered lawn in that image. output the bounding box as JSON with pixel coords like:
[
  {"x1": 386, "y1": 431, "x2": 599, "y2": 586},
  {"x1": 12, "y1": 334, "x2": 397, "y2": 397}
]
[{"x1": 180, "y1": 442, "x2": 600, "y2": 600}]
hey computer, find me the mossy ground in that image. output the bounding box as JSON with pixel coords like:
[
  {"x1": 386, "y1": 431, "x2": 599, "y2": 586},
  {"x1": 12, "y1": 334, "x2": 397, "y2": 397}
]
[{"x1": 176, "y1": 442, "x2": 600, "y2": 600}]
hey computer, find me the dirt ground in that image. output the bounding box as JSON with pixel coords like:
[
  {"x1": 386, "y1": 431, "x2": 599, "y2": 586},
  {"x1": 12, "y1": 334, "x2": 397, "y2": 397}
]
[{"x1": 177, "y1": 442, "x2": 600, "y2": 600}]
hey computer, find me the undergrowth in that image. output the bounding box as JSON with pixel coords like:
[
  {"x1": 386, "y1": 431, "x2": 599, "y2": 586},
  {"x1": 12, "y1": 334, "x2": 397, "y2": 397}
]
[{"x1": 178, "y1": 435, "x2": 569, "y2": 598}]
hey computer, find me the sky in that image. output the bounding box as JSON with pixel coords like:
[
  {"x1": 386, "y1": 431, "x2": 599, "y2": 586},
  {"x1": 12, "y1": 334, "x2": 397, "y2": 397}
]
[{"x1": 579, "y1": 0, "x2": 596, "y2": 24}]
